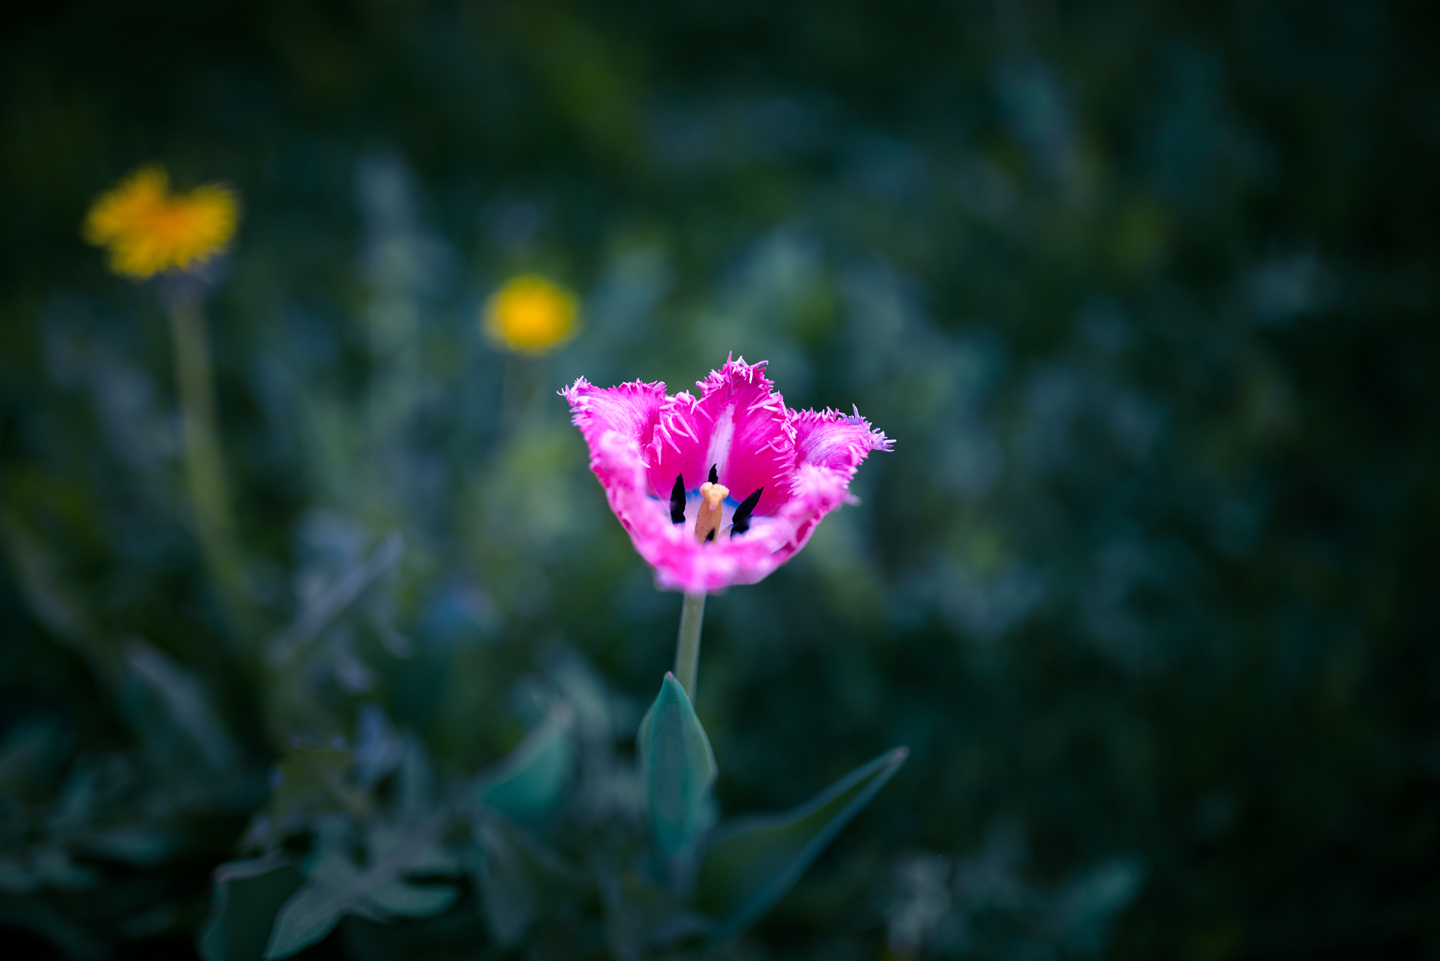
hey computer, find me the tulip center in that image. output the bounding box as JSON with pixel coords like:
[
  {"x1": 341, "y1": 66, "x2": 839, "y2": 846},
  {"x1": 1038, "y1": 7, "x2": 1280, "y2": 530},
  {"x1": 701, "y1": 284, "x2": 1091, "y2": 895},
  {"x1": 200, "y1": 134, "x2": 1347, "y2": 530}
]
[
  {"x1": 667, "y1": 465, "x2": 765, "y2": 542},
  {"x1": 694, "y1": 481, "x2": 729, "y2": 543}
]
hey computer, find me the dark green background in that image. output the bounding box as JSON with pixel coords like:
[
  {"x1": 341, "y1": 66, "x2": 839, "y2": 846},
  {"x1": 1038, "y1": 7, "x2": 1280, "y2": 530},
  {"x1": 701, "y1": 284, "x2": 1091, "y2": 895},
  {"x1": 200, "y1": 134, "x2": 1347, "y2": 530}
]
[{"x1": 3, "y1": 0, "x2": 1439, "y2": 957}]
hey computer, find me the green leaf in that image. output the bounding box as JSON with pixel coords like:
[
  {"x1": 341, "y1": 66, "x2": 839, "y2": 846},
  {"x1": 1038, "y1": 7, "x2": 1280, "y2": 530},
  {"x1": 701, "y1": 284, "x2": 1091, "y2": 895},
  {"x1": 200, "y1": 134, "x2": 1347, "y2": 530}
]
[
  {"x1": 637, "y1": 672, "x2": 717, "y2": 859},
  {"x1": 0, "y1": 720, "x2": 61, "y2": 795},
  {"x1": 474, "y1": 703, "x2": 574, "y2": 821},
  {"x1": 395, "y1": 737, "x2": 435, "y2": 818},
  {"x1": 473, "y1": 815, "x2": 583, "y2": 947},
  {"x1": 199, "y1": 855, "x2": 304, "y2": 961},
  {"x1": 363, "y1": 878, "x2": 460, "y2": 918},
  {"x1": 366, "y1": 821, "x2": 462, "y2": 877},
  {"x1": 78, "y1": 822, "x2": 180, "y2": 867},
  {"x1": 263, "y1": 841, "x2": 359, "y2": 958},
  {"x1": 267, "y1": 532, "x2": 404, "y2": 668},
  {"x1": 264, "y1": 817, "x2": 458, "y2": 959},
  {"x1": 124, "y1": 640, "x2": 241, "y2": 775},
  {"x1": 267, "y1": 744, "x2": 367, "y2": 840},
  {"x1": 0, "y1": 512, "x2": 109, "y2": 681},
  {"x1": 0, "y1": 894, "x2": 107, "y2": 961},
  {"x1": 23, "y1": 845, "x2": 96, "y2": 890},
  {"x1": 1049, "y1": 856, "x2": 1146, "y2": 954},
  {"x1": 696, "y1": 746, "x2": 908, "y2": 940}
]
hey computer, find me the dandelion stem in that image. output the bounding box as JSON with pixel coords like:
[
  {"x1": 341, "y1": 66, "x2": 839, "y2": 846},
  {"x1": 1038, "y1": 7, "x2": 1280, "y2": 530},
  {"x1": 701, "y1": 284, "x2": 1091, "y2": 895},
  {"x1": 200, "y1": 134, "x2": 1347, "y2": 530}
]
[
  {"x1": 168, "y1": 294, "x2": 248, "y2": 638},
  {"x1": 674, "y1": 592, "x2": 706, "y2": 704}
]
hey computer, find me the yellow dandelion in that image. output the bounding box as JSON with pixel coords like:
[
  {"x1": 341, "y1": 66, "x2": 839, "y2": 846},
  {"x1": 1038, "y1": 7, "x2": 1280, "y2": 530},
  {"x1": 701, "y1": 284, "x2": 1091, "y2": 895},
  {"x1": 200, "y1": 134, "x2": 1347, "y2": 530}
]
[
  {"x1": 482, "y1": 274, "x2": 582, "y2": 355},
  {"x1": 83, "y1": 165, "x2": 239, "y2": 279}
]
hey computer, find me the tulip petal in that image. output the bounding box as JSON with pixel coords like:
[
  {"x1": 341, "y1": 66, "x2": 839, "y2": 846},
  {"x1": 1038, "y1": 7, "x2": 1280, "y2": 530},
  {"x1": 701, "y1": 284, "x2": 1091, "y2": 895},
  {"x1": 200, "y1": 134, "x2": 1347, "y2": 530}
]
[
  {"x1": 792, "y1": 406, "x2": 894, "y2": 475},
  {"x1": 646, "y1": 357, "x2": 794, "y2": 516}
]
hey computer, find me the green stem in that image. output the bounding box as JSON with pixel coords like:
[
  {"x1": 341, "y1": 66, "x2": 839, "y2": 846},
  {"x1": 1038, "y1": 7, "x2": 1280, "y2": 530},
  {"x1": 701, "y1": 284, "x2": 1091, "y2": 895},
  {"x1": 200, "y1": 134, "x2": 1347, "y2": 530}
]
[
  {"x1": 674, "y1": 592, "x2": 706, "y2": 704},
  {"x1": 168, "y1": 295, "x2": 249, "y2": 637}
]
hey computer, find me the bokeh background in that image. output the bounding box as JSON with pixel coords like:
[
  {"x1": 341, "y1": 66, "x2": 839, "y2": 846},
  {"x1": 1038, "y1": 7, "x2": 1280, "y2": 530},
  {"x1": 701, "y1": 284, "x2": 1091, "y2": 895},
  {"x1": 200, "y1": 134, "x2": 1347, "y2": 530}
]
[{"x1": 3, "y1": 0, "x2": 1439, "y2": 957}]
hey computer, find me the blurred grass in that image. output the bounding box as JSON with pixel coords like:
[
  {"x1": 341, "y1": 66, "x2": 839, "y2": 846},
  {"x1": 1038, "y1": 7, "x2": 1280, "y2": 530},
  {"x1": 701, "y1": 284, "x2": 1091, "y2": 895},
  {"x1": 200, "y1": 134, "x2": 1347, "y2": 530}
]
[{"x1": 2, "y1": 0, "x2": 1440, "y2": 958}]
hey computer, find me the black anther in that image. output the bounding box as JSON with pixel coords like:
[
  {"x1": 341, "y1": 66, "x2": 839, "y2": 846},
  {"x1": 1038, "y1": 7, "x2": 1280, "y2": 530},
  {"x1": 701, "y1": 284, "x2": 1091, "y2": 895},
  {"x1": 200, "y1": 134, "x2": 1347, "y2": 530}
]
[
  {"x1": 709, "y1": 464, "x2": 719, "y2": 485},
  {"x1": 730, "y1": 486, "x2": 763, "y2": 536},
  {"x1": 705, "y1": 527, "x2": 717, "y2": 543},
  {"x1": 669, "y1": 474, "x2": 686, "y2": 524}
]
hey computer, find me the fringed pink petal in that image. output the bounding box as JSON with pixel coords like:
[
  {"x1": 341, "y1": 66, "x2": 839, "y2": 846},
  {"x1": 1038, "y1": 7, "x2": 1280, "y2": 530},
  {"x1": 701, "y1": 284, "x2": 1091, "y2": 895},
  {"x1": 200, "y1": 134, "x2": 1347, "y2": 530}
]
[
  {"x1": 646, "y1": 356, "x2": 794, "y2": 514},
  {"x1": 561, "y1": 377, "x2": 668, "y2": 461},
  {"x1": 645, "y1": 390, "x2": 708, "y2": 501},
  {"x1": 763, "y1": 463, "x2": 854, "y2": 569},
  {"x1": 693, "y1": 356, "x2": 795, "y2": 516},
  {"x1": 792, "y1": 406, "x2": 894, "y2": 477}
]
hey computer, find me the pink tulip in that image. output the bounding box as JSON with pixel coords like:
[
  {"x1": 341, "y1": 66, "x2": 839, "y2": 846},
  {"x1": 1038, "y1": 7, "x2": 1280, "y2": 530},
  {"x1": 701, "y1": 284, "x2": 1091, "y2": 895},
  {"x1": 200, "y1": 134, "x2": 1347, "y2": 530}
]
[{"x1": 562, "y1": 356, "x2": 892, "y2": 593}]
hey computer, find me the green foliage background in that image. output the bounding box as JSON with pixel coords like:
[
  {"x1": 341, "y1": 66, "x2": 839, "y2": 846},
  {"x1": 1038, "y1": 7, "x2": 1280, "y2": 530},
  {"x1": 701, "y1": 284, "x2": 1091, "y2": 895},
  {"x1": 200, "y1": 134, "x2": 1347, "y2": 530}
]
[{"x1": 2, "y1": 0, "x2": 1439, "y2": 957}]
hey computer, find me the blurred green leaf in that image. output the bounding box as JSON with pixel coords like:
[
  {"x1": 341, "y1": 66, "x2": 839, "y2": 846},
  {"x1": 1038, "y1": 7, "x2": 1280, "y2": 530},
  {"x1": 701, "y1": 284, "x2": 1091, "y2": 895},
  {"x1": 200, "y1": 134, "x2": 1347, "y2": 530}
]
[
  {"x1": 0, "y1": 511, "x2": 112, "y2": 682},
  {"x1": 474, "y1": 702, "x2": 574, "y2": 821},
  {"x1": 124, "y1": 640, "x2": 241, "y2": 775},
  {"x1": 267, "y1": 532, "x2": 404, "y2": 669},
  {"x1": 0, "y1": 719, "x2": 60, "y2": 797},
  {"x1": 1, "y1": 846, "x2": 95, "y2": 892},
  {"x1": 264, "y1": 817, "x2": 458, "y2": 959},
  {"x1": 1048, "y1": 856, "x2": 1147, "y2": 955},
  {"x1": 473, "y1": 815, "x2": 582, "y2": 948},
  {"x1": 268, "y1": 743, "x2": 366, "y2": 837},
  {"x1": 394, "y1": 736, "x2": 435, "y2": 818},
  {"x1": 199, "y1": 855, "x2": 304, "y2": 961},
  {"x1": 637, "y1": 672, "x2": 716, "y2": 860},
  {"x1": 0, "y1": 858, "x2": 35, "y2": 894},
  {"x1": 77, "y1": 823, "x2": 180, "y2": 867},
  {"x1": 367, "y1": 820, "x2": 462, "y2": 877},
  {"x1": 263, "y1": 845, "x2": 361, "y2": 959},
  {"x1": 0, "y1": 893, "x2": 107, "y2": 960},
  {"x1": 697, "y1": 746, "x2": 908, "y2": 939},
  {"x1": 361, "y1": 878, "x2": 458, "y2": 918}
]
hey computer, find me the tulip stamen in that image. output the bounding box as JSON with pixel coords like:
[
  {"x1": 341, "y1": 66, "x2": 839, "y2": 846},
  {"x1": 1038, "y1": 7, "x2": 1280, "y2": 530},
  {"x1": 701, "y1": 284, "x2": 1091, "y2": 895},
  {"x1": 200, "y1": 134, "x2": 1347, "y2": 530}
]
[
  {"x1": 730, "y1": 487, "x2": 764, "y2": 537},
  {"x1": 669, "y1": 474, "x2": 687, "y2": 524}
]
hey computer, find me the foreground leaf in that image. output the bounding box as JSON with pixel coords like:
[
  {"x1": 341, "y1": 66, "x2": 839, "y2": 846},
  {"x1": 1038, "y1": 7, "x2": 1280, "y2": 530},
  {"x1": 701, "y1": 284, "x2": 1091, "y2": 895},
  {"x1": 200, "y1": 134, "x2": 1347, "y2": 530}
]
[
  {"x1": 473, "y1": 815, "x2": 583, "y2": 947},
  {"x1": 199, "y1": 855, "x2": 304, "y2": 961},
  {"x1": 636, "y1": 672, "x2": 716, "y2": 859},
  {"x1": 264, "y1": 818, "x2": 458, "y2": 959},
  {"x1": 474, "y1": 703, "x2": 575, "y2": 821},
  {"x1": 355, "y1": 876, "x2": 458, "y2": 918},
  {"x1": 696, "y1": 746, "x2": 908, "y2": 939}
]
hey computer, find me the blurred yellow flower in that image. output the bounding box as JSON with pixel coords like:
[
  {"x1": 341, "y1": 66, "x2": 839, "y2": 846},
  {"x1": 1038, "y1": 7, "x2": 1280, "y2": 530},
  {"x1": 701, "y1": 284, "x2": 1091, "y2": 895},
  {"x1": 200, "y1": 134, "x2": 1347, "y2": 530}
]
[
  {"x1": 83, "y1": 165, "x2": 239, "y2": 279},
  {"x1": 483, "y1": 274, "x2": 581, "y2": 355}
]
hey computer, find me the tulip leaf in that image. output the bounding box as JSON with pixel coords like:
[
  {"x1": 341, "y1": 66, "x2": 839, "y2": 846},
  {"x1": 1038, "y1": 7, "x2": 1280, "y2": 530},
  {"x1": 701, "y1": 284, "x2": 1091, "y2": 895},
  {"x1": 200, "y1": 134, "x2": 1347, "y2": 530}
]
[
  {"x1": 474, "y1": 703, "x2": 575, "y2": 821},
  {"x1": 198, "y1": 855, "x2": 304, "y2": 961},
  {"x1": 696, "y1": 746, "x2": 908, "y2": 939},
  {"x1": 636, "y1": 672, "x2": 717, "y2": 859}
]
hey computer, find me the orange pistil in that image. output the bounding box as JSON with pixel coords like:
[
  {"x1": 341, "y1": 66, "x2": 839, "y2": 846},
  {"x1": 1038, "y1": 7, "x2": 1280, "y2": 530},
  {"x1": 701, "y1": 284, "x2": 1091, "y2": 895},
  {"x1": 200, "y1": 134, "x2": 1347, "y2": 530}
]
[{"x1": 694, "y1": 481, "x2": 729, "y2": 543}]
